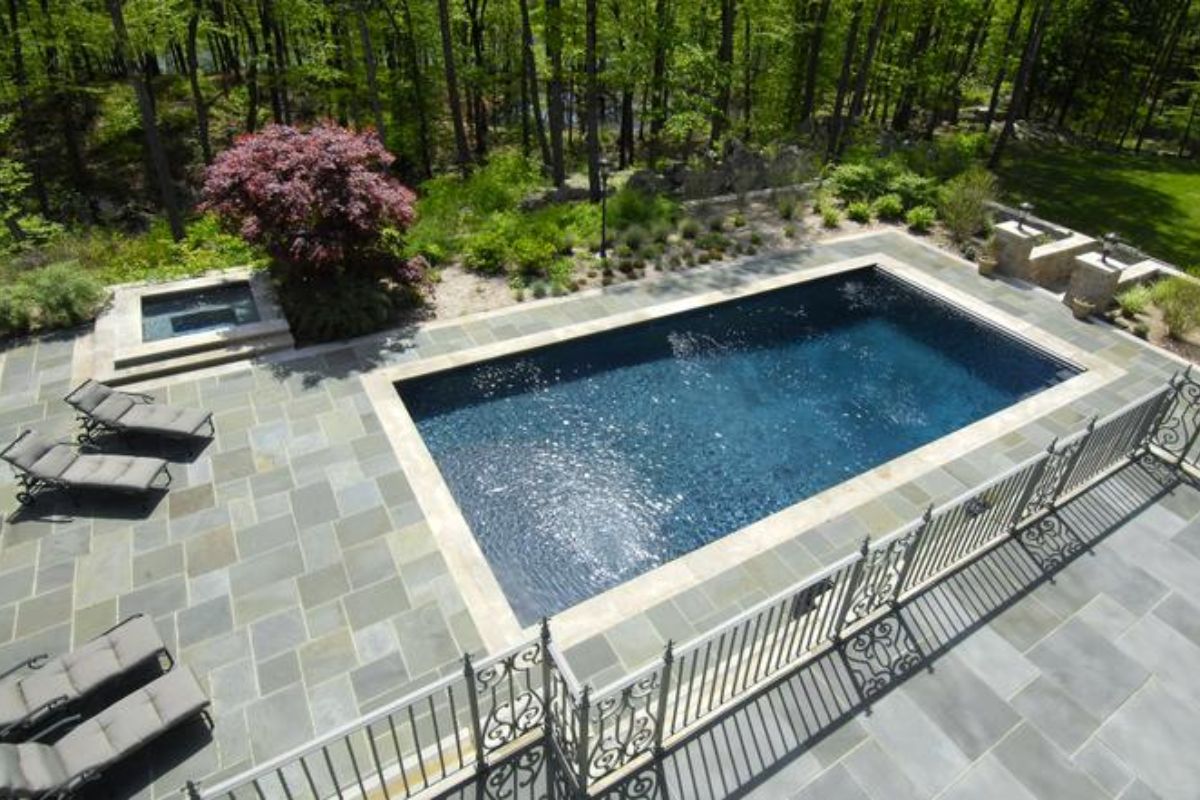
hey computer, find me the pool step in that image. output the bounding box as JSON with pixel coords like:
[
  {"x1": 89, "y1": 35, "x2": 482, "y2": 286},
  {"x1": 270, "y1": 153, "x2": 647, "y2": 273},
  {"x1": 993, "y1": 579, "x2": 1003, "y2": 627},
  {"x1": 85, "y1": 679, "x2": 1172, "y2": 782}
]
[{"x1": 104, "y1": 331, "x2": 294, "y2": 386}]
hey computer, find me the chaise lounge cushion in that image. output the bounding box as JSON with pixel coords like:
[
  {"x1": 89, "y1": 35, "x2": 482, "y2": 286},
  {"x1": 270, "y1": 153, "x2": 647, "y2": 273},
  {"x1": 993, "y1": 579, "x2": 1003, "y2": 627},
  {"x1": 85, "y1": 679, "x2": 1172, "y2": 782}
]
[
  {"x1": 1, "y1": 616, "x2": 166, "y2": 731},
  {"x1": 117, "y1": 404, "x2": 212, "y2": 437},
  {"x1": 0, "y1": 742, "x2": 68, "y2": 798},
  {"x1": 88, "y1": 394, "x2": 137, "y2": 426},
  {"x1": 55, "y1": 667, "x2": 208, "y2": 780},
  {"x1": 64, "y1": 381, "x2": 116, "y2": 417},
  {"x1": 1, "y1": 433, "x2": 75, "y2": 480},
  {"x1": 58, "y1": 454, "x2": 167, "y2": 492}
]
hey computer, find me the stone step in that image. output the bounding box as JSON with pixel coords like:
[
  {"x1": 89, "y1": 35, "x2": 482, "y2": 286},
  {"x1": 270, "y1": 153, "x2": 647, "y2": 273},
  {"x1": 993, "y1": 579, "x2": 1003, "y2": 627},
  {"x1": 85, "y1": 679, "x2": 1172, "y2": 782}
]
[{"x1": 104, "y1": 331, "x2": 294, "y2": 386}]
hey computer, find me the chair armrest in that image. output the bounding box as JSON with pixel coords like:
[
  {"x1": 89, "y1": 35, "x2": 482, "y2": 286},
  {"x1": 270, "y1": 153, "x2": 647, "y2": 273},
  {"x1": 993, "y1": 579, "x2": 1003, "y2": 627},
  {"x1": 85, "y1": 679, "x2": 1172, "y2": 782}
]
[
  {"x1": 25, "y1": 706, "x2": 78, "y2": 743},
  {"x1": 0, "y1": 653, "x2": 48, "y2": 681},
  {"x1": 99, "y1": 613, "x2": 145, "y2": 638},
  {"x1": 121, "y1": 390, "x2": 156, "y2": 404}
]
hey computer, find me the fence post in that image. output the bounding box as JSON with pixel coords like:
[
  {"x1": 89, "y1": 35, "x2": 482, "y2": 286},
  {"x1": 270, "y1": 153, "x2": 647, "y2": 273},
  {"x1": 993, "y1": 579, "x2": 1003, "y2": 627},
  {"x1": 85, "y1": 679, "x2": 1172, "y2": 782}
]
[
  {"x1": 653, "y1": 641, "x2": 675, "y2": 755},
  {"x1": 463, "y1": 653, "x2": 486, "y2": 773},
  {"x1": 183, "y1": 781, "x2": 202, "y2": 800},
  {"x1": 832, "y1": 537, "x2": 871, "y2": 642},
  {"x1": 575, "y1": 686, "x2": 591, "y2": 796},
  {"x1": 891, "y1": 507, "x2": 932, "y2": 604},
  {"x1": 540, "y1": 618, "x2": 554, "y2": 743},
  {"x1": 1009, "y1": 440, "x2": 1055, "y2": 532},
  {"x1": 1048, "y1": 417, "x2": 1096, "y2": 507}
]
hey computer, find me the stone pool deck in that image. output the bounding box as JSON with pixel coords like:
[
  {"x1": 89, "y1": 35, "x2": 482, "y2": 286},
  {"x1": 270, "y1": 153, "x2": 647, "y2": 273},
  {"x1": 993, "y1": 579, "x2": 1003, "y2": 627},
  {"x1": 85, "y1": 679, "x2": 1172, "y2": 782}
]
[{"x1": 0, "y1": 230, "x2": 1191, "y2": 798}]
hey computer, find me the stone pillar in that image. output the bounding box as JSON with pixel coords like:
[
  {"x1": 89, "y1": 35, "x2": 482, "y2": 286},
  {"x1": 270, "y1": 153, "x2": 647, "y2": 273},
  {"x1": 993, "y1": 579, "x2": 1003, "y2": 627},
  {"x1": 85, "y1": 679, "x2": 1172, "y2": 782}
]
[
  {"x1": 994, "y1": 220, "x2": 1038, "y2": 279},
  {"x1": 1065, "y1": 252, "x2": 1122, "y2": 312}
]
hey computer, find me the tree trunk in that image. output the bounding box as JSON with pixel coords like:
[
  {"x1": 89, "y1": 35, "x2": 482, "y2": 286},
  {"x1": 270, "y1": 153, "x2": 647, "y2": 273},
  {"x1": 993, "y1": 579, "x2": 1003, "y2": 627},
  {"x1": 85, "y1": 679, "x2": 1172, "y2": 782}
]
[
  {"x1": 186, "y1": 0, "x2": 212, "y2": 163},
  {"x1": 355, "y1": 0, "x2": 388, "y2": 143},
  {"x1": 742, "y1": 4, "x2": 754, "y2": 139},
  {"x1": 107, "y1": 0, "x2": 184, "y2": 240},
  {"x1": 545, "y1": 0, "x2": 566, "y2": 184},
  {"x1": 890, "y1": 4, "x2": 935, "y2": 131},
  {"x1": 465, "y1": 0, "x2": 489, "y2": 157},
  {"x1": 1054, "y1": 0, "x2": 1104, "y2": 130},
  {"x1": 233, "y1": 1, "x2": 260, "y2": 131},
  {"x1": 1134, "y1": 0, "x2": 1191, "y2": 153},
  {"x1": 585, "y1": 0, "x2": 601, "y2": 199},
  {"x1": 519, "y1": 0, "x2": 551, "y2": 167},
  {"x1": 709, "y1": 0, "x2": 736, "y2": 145},
  {"x1": 648, "y1": 0, "x2": 669, "y2": 163},
  {"x1": 382, "y1": 0, "x2": 433, "y2": 176},
  {"x1": 1179, "y1": 91, "x2": 1197, "y2": 156},
  {"x1": 827, "y1": 0, "x2": 864, "y2": 158},
  {"x1": 984, "y1": 0, "x2": 1026, "y2": 130},
  {"x1": 6, "y1": 0, "x2": 49, "y2": 216},
  {"x1": 800, "y1": 0, "x2": 832, "y2": 126},
  {"x1": 849, "y1": 0, "x2": 889, "y2": 122},
  {"x1": 989, "y1": 0, "x2": 1051, "y2": 169},
  {"x1": 436, "y1": 0, "x2": 471, "y2": 169}
]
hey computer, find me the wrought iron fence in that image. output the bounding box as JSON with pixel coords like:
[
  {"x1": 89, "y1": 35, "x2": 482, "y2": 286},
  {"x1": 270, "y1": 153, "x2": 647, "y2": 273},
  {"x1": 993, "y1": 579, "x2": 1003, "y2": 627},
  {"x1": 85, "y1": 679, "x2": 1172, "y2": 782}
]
[{"x1": 192, "y1": 373, "x2": 1199, "y2": 800}]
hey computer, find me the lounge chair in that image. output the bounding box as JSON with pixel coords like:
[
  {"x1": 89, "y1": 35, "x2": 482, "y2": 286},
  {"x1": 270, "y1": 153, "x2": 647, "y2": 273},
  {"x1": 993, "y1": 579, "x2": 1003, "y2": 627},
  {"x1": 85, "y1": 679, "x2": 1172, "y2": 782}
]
[
  {"x1": 64, "y1": 380, "x2": 214, "y2": 443},
  {"x1": 1, "y1": 615, "x2": 171, "y2": 742},
  {"x1": 0, "y1": 666, "x2": 210, "y2": 799},
  {"x1": 0, "y1": 430, "x2": 171, "y2": 507}
]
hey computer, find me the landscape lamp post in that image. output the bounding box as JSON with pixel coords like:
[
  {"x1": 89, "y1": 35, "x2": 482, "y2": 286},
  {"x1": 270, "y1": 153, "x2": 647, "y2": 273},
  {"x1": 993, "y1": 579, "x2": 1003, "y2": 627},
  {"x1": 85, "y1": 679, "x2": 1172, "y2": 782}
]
[
  {"x1": 1102, "y1": 232, "x2": 1119, "y2": 263},
  {"x1": 599, "y1": 156, "x2": 611, "y2": 265},
  {"x1": 1017, "y1": 201, "x2": 1033, "y2": 231}
]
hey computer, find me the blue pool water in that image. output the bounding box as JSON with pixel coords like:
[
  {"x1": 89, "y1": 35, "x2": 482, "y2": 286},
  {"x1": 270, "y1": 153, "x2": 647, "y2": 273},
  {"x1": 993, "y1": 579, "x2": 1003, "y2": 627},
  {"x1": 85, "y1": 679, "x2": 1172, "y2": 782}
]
[
  {"x1": 142, "y1": 283, "x2": 260, "y2": 342},
  {"x1": 398, "y1": 267, "x2": 1078, "y2": 624}
]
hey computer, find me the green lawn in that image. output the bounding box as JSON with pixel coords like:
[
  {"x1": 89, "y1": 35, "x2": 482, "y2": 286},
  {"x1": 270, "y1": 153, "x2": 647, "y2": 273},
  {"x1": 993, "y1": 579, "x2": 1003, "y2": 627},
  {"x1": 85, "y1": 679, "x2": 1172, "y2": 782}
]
[{"x1": 995, "y1": 144, "x2": 1200, "y2": 270}]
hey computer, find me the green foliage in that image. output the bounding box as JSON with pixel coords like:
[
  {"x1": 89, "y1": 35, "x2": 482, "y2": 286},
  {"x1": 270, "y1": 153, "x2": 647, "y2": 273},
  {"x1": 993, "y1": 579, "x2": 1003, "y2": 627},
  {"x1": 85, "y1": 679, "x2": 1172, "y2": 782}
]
[
  {"x1": 821, "y1": 205, "x2": 841, "y2": 228},
  {"x1": 872, "y1": 193, "x2": 905, "y2": 221},
  {"x1": 900, "y1": 132, "x2": 990, "y2": 179},
  {"x1": 462, "y1": 220, "x2": 514, "y2": 274},
  {"x1": 679, "y1": 218, "x2": 701, "y2": 239},
  {"x1": 1152, "y1": 278, "x2": 1200, "y2": 337},
  {"x1": 776, "y1": 194, "x2": 797, "y2": 220},
  {"x1": 829, "y1": 163, "x2": 889, "y2": 203},
  {"x1": 1115, "y1": 284, "x2": 1152, "y2": 318},
  {"x1": 609, "y1": 187, "x2": 679, "y2": 232},
  {"x1": 939, "y1": 167, "x2": 998, "y2": 243},
  {"x1": 887, "y1": 171, "x2": 939, "y2": 210},
  {"x1": 0, "y1": 262, "x2": 108, "y2": 338},
  {"x1": 905, "y1": 205, "x2": 938, "y2": 233},
  {"x1": 847, "y1": 202, "x2": 872, "y2": 224},
  {"x1": 622, "y1": 225, "x2": 648, "y2": 253},
  {"x1": 274, "y1": 270, "x2": 408, "y2": 343}
]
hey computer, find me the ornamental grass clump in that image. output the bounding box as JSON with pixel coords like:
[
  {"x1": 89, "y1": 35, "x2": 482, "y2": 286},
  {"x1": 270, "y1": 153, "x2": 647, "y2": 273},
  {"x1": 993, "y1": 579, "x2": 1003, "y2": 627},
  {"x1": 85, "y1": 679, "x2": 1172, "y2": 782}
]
[{"x1": 201, "y1": 124, "x2": 426, "y2": 342}]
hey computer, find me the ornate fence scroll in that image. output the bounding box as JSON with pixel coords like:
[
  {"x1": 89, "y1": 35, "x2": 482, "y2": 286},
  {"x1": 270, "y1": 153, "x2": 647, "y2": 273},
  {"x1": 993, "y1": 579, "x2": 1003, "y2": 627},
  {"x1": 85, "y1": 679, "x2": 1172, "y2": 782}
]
[{"x1": 194, "y1": 374, "x2": 1200, "y2": 800}]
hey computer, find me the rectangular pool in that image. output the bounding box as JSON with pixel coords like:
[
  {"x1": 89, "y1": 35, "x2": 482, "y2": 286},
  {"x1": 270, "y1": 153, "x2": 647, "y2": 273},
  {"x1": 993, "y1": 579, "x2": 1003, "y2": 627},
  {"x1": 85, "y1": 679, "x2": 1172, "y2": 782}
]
[{"x1": 397, "y1": 267, "x2": 1079, "y2": 624}]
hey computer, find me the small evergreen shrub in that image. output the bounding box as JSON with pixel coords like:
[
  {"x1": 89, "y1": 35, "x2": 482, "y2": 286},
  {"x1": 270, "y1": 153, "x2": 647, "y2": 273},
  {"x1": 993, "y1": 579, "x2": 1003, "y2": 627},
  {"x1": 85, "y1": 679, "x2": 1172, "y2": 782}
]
[
  {"x1": 905, "y1": 205, "x2": 937, "y2": 233},
  {"x1": 939, "y1": 167, "x2": 997, "y2": 242},
  {"x1": 0, "y1": 262, "x2": 108, "y2": 338},
  {"x1": 871, "y1": 193, "x2": 905, "y2": 221},
  {"x1": 609, "y1": 187, "x2": 679, "y2": 232},
  {"x1": 888, "y1": 171, "x2": 939, "y2": 210},
  {"x1": 776, "y1": 194, "x2": 797, "y2": 220},
  {"x1": 679, "y1": 218, "x2": 702, "y2": 240},
  {"x1": 830, "y1": 163, "x2": 887, "y2": 203},
  {"x1": 847, "y1": 202, "x2": 872, "y2": 224},
  {"x1": 821, "y1": 206, "x2": 841, "y2": 228}
]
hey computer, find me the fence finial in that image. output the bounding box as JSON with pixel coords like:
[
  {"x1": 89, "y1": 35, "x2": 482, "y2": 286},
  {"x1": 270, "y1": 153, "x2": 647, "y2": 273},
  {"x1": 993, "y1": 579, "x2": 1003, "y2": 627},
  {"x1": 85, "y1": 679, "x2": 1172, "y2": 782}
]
[
  {"x1": 922, "y1": 505, "x2": 933, "y2": 523},
  {"x1": 1046, "y1": 436, "x2": 1059, "y2": 454},
  {"x1": 1086, "y1": 416, "x2": 1098, "y2": 433},
  {"x1": 462, "y1": 651, "x2": 474, "y2": 677},
  {"x1": 859, "y1": 536, "x2": 871, "y2": 557},
  {"x1": 663, "y1": 639, "x2": 675, "y2": 666},
  {"x1": 540, "y1": 616, "x2": 552, "y2": 645},
  {"x1": 184, "y1": 781, "x2": 201, "y2": 800}
]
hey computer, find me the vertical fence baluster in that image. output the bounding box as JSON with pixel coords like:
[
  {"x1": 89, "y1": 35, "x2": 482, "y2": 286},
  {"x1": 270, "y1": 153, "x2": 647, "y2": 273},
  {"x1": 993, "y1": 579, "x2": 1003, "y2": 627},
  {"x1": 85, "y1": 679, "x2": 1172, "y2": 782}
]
[
  {"x1": 463, "y1": 653, "x2": 484, "y2": 773},
  {"x1": 832, "y1": 538, "x2": 870, "y2": 641},
  {"x1": 576, "y1": 687, "x2": 591, "y2": 793},
  {"x1": 893, "y1": 507, "x2": 931, "y2": 603},
  {"x1": 653, "y1": 642, "x2": 674, "y2": 752},
  {"x1": 540, "y1": 619, "x2": 554, "y2": 743}
]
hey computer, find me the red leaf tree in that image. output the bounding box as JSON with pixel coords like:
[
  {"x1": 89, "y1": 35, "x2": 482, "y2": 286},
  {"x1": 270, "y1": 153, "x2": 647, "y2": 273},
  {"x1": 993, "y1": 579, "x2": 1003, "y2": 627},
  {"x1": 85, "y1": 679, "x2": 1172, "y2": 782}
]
[{"x1": 201, "y1": 124, "x2": 418, "y2": 278}]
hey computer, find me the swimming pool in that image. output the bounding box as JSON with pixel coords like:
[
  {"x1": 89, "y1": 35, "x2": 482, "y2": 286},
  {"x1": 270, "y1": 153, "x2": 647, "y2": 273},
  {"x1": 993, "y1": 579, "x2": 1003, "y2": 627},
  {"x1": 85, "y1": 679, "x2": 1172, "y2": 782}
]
[
  {"x1": 397, "y1": 267, "x2": 1079, "y2": 624},
  {"x1": 141, "y1": 282, "x2": 261, "y2": 342}
]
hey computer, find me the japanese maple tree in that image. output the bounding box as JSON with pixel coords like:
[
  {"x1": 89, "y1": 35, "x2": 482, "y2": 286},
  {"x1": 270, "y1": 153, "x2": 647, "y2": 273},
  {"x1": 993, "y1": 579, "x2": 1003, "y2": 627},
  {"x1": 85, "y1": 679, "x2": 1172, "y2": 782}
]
[{"x1": 201, "y1": 123, "x2": 417, "y2": 277}]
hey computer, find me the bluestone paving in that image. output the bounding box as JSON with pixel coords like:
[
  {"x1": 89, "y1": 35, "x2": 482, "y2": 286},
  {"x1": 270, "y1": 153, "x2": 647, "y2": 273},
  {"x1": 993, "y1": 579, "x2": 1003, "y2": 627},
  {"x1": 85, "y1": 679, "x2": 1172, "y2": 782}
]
[{"x1": 3, "y1": 232, "x2": 1200, "y2": 799}]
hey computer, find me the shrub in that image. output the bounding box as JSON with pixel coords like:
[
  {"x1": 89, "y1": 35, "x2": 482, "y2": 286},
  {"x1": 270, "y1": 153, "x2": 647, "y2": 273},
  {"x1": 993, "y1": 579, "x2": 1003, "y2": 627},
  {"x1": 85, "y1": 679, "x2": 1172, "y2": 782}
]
[
  {"x1": 622, "y1": 225, "x2": 648, "y2": 253},
  {"x1": 1153, "y1": 278, "x2": 1200, "y2": 337},
  {"x1": 697, "y1": 231, "x2": 730, "y2": 251},
  {"x1": 707, "y1": 216, "x2": 725, "y2": 232},
  {"x1": 871, "y1": 193, "x2": 905, "y2": 221},
  {"x1": 461, "y1": 224, "x2": 512, "y2": 274},
  {"x1": 939, "y1": 167, "x2": 997, "y2": 243},
  {"x1": 273, "y1": 270, "x2": 404, "y2": 343},
  {"x1": 608, "y1": 187, "x2": 679, "y2": 232},
  {"x1": 777, "y1": 194, "x2": 797, "y2": 220},
  {"x1": 679, "y1": 217, "x2": 702, "y2": 239},
  {"x1": 201, "y1": 124, "x2": 416, "y2": 277},
  {"x1": 749, "y1": 231, "x2": 763, "y2": 246},
  {"x1": 731, "y1": 212, "x2": 746, "y2": 228},
  {"x1": 829, "y1": 162, "x2": 887, "y2": 203},
  {"x1": 0, "y1": 262, "x2": 108, "y2": 337},
  {"x1": 1115, "y1": 284, "x2": 1152, "y2": 318},
  {"x1": 821, "y1": 205, "x2": 841, "y2": 228},
  {"x1": 905, "y1": 205, "x2": 937, "y2": 233},
  {"x1": 847, "y1": 202, "x2": 872, "y2": 224},
  {"x1": 510, "y1": 235, "x2": 559, "y2": 276},
  {"x1": 887, "y1": 171, "x2": 938, "y2": 210},
  {"x1": 783, "y1": 224, "x2": 796, "y2": 239}
]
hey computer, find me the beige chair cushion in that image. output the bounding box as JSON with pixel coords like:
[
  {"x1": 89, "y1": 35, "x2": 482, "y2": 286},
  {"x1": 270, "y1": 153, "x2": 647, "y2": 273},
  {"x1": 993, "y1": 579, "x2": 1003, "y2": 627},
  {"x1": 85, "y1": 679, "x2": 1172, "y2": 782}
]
[
  {"x1": 55, "y1": 667, "x2": 208, "y2": 779},
  {"x1": 10, "y1": 616, "x2": 165, "y2": 721},
  {"x1": 0, "y1": 680, "x2": 27, "y2": 730},
  {"x1": 0, "y1": 743, "x2": 68, "y2": 798},
  {"x1": 118, "y1": 403, "x2": 211, "y2": 436},
  {"x1": 88, "y1": 394, "x2": 137, "y2": 426},
  {"x1": 1, "y1": 432, "x2": 61, "y2": 475},
  {"x1": 63, "y1": 380, "x2": 115, "y2": 415},
  {"x1": 59, "y1": 454, "x2": 166, "y2": 491}
]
